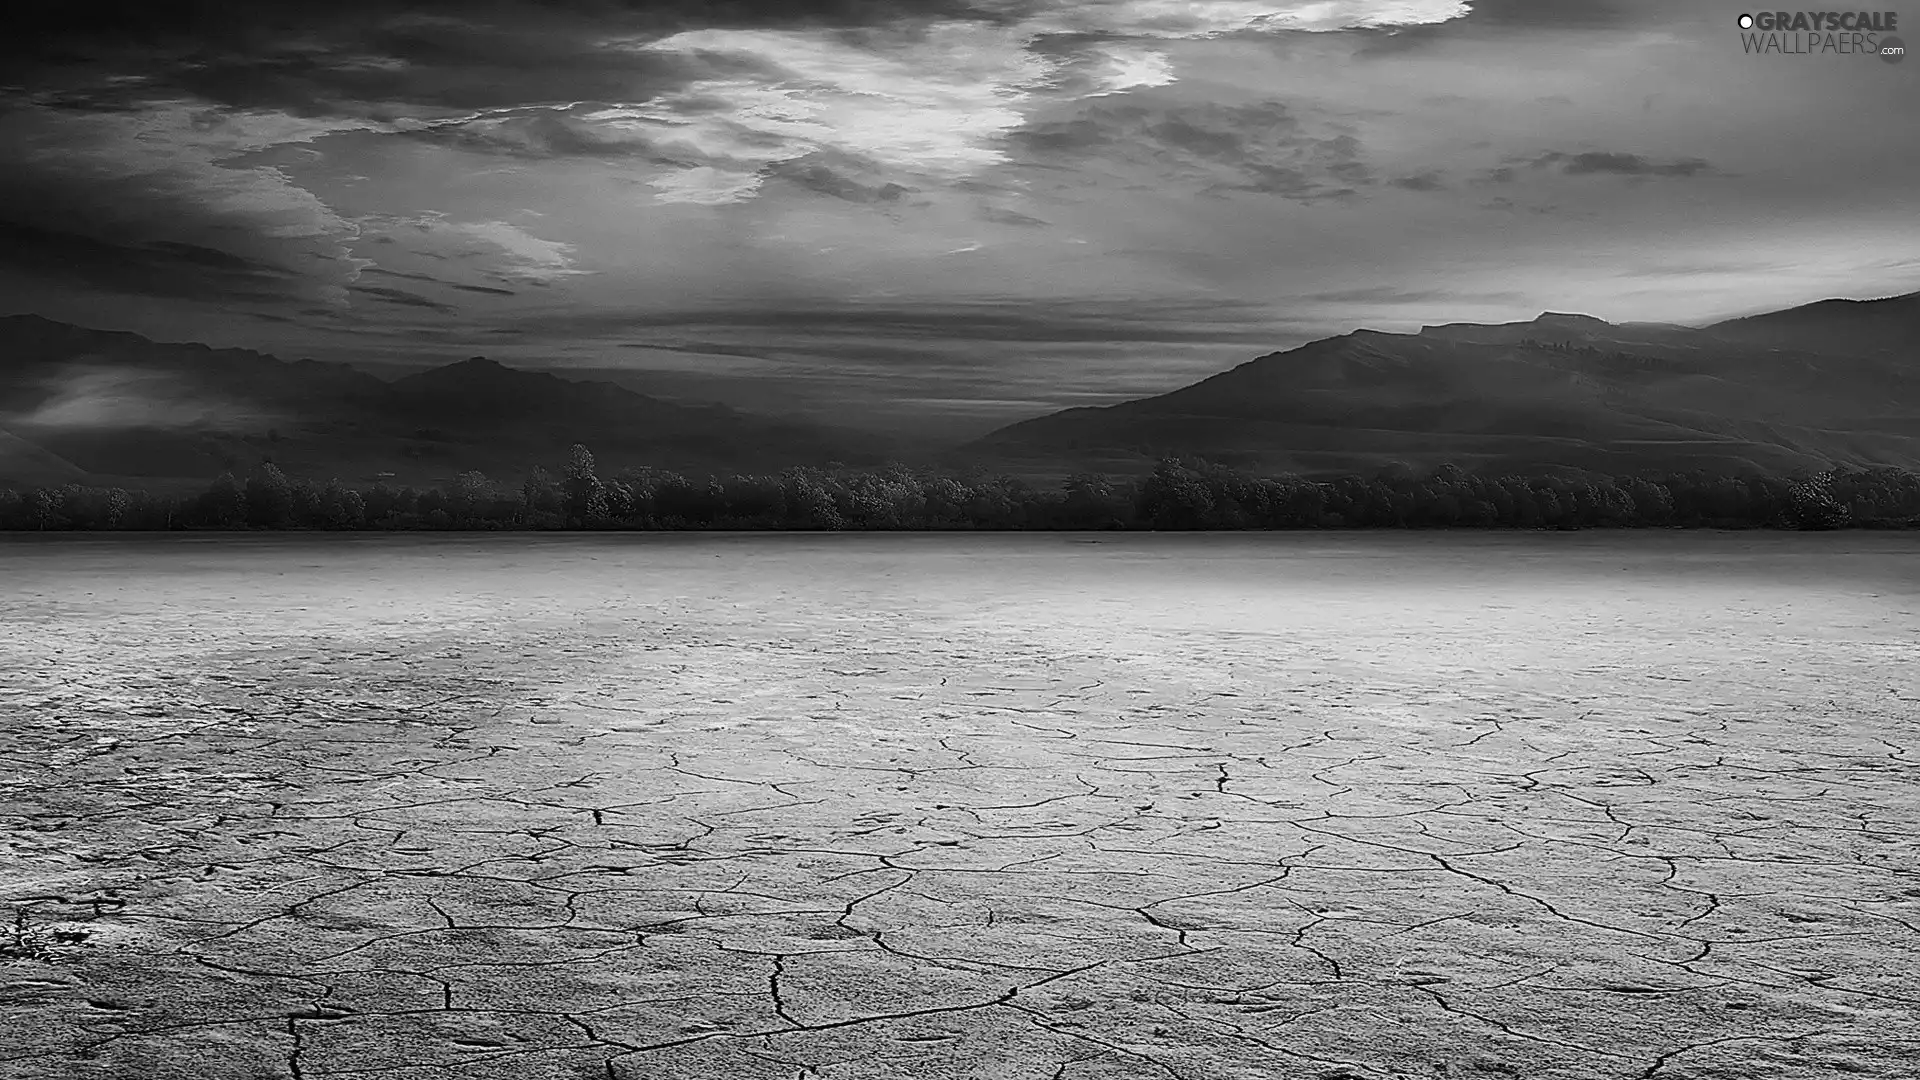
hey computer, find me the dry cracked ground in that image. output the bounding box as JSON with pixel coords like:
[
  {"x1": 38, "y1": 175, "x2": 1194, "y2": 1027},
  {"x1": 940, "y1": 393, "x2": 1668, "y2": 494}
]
[{"x1": 2, "y1": 532, "x2": 1917, "y2": 1080}]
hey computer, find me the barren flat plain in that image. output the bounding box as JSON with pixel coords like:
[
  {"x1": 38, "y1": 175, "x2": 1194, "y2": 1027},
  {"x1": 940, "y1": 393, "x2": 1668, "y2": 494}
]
[{"x1": 3, "y1": 532, "x2": 1918, "y2": 1080}]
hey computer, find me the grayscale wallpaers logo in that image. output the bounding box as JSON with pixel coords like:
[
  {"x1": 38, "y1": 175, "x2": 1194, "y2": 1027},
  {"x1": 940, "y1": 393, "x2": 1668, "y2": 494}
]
[{"x1": 1737, "y1": 11, "x2": 1905, "y2": 60}]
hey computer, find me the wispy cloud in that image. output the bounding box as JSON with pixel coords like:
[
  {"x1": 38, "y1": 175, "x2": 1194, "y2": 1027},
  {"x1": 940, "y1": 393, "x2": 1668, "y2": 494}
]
[
  {"x1": 0, "y1": 97, "x2": 374, "y2": 304},
  {"x1": 1013, "y1": 101, "x2": 1375, "y2": 201},
  {"x1": 1474, "y1": 149, "x2": 1715, "y2": 187},
  {"x1": 1534, "y1": 150, "x2": 1713, "y2": 177},
  {"x1": 556, "y1": 1, "x2": 1468, "y2": 203},
  {"x1": 1618, "y1": 261, "x2": 1784, "y2": 278},
  {"x1": 350, "y1": 284, "x2": 460, "y2": 312},
  {"x1": 447, "y1": 221, "x2": 590, "y2": 282},
  {"x1": 351, "y1": 213, "x2": 588, "y2": 285}
]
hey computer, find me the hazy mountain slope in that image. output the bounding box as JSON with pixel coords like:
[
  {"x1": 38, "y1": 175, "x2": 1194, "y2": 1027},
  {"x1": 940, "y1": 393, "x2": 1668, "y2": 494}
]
[
  {"x1": 0, "y1": 427, "x2": 88, "y2": 488},
  {"x1": 378, "y1": 356, "x2": 880, "y2": 477},
  {"x1": 1706, "y1": 291, "x2": 1920, "y2": 358},
  {"x1": 9, "y1": 295, "x2": 1919, "y2": 488},
  {"x1": 972, "y1": 312, "x2": 1920, "y2": 477},
  {"x1": 0, "y1": 316, "x2": 883, "y2": 485}
]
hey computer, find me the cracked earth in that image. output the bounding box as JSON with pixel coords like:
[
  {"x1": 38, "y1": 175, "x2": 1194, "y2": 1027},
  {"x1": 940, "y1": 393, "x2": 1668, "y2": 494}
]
[{"x1": 2, "y1": 533, "x2": 1917, "y2": 1080}]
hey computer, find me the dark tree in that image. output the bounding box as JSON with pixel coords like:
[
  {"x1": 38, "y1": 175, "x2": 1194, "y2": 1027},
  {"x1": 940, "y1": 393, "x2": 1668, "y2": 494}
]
[
  {"x1": 561, "y1": 444, "x2": 609, "y2": 525},
  {"x1": 245, "y1": 463, "x2": 295, "y2": 527},
  {"x1": 202, "y1": 472, "x2": 245, "y2": 528}
]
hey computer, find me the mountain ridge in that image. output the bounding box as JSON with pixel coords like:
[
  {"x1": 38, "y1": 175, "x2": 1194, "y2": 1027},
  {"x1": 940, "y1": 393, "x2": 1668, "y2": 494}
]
[
  {"x1": 6, "y1": 292, "x2": 1918, "y2": 488},
  {"x1": 1703, "y1": 290, "x2": 1920, "y2": 357},
  {"x1": 971, "y1": 303, "x2": 1920, "y2": 478},
  {"x1": 0, "y1": 316, "x2": 887, "y2": 487}
]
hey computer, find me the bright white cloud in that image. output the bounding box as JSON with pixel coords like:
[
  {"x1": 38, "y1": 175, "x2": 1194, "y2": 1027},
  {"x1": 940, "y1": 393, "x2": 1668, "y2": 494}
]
[
  {"x1": 347, "y1": 212, "x2": 590, "y2": 287},
  {"x1": 1084, "y1": 44, "x2": 1180, "y2": 95},
  {"x1": 645, "y1": 164, "x2": 772, "y2": 205},
  {"x1": 448, "y1": 221, "x2": 590, "y2": 282},
  {"x1": 600, "y1": 1, "x2": 1467, "y2": 203},
  {"x1": 1027, "y1": 0, "x2": 1468, "y2": 36},
  {"x1": 604, "y1": 22, "x2": 1047, "y2": 203}
]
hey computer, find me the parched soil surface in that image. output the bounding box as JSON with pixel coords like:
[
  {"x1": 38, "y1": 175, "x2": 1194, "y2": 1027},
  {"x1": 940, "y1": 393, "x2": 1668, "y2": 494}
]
[{"x1": 2, "y1": 533, "x2": 1917, "y2": 1079}]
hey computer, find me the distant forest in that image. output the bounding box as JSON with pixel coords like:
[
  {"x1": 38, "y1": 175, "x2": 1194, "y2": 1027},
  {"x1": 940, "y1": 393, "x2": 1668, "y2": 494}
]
[{"x1": 4, "y1": 446, "x2": 1917, "y2": 531}]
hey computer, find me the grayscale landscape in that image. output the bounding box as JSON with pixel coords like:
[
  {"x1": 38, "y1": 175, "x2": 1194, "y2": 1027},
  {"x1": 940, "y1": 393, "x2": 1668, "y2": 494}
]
[
  {"x1": 6, "y1": 1, "x2": 1920, "y2": 1077},
  {"x1": 5, "y1": 534, "x2": 1917, "y2": 1078}
]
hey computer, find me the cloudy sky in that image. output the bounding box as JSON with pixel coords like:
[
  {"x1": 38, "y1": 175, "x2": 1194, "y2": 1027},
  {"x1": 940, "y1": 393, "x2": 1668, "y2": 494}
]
[{"x1": 4, "y1": 0, "x2": 1916, "y2": 436}]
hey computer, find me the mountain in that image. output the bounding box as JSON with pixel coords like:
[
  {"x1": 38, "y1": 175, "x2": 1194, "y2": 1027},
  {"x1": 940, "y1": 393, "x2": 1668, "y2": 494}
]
[
  {"x1": 0, "y1": 315, "x2": 884, "y2": 487},
  {"x1": 971, "y1": 304, "x2": 1920, "y2": 477},
  {"x1": 0, "y1": 428, "x2": 87, "y2": 487},
  {"x1": 9, "y1": 293, "x2": 1919, "y2": 490},
  {"x1": 1705, "y1": 291, "x2": 1920, "y2": 358},
  {"x1": 379, "y1": 356, "x2": 871, "y2": 475}
]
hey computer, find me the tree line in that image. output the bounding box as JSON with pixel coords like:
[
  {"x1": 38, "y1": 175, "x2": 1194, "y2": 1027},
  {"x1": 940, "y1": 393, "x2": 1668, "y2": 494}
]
[{"x1": 3, "y1": 446, "x2": 1915, "y2": 531}]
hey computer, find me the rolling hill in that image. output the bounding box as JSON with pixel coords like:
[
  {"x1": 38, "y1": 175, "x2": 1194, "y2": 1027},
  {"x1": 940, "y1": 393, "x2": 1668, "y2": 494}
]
[
  {"x1": 0, "y1": 315, "x2": 885, "y2": 488},
  {"x1": 7, "y1": 290, "x2": 1918, "y2": 490},
  {"x1": 971, "y1": 297, "x2": 1920, "y2": 478},
  {"x1": 1706, "y1": 291, "x2": 1920, "y2": 358}
]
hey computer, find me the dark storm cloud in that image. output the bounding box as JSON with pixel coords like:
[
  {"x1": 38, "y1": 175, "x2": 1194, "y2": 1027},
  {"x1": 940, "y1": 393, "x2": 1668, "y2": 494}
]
[
  {"x1": 1532, "y1": 151, "x2": 1714, "y2": 178},
  {"x1": 4, "y1": 0, "x2": 1478, "y2": 248},
  {"x1": 0, "y1": 87, "x2": 376, "y2": 312},
  {"x1": 0, "y1": 0, "x2": 1082, "y2": 143},
  {"x1": 11, "y1": 0, "x2": 1016, "y2": 48},
  {"x1": 1473, "y1": 152, "x2": 1714, "y2": 185},
  {"x1": 980, "y1": 207, "x2": 1051, "y2": 227},
  {"x1": 14, "y1": 25, "x2": 719, "y2": 123},
  {"x1": 361, "y1": 267, "x2": 445, "y2": 285},
  {"x1": 0, "y1": 222, "x2": 306, "y2": 303},
  {"x1": 1013, "y1": 101, "x2": 1374, "y2": 202},
  {"x1": 765, "y1": 158, "x2": 913, "y2": 204},
  {"x1": 363, "y1": 266, "x2": 518, "y2": 296},
  {"x1": 6, "y1": 1, "x2": 1022, "y2": 119},
  {"x1": 493, "y1": 298, "x2": 1309, "y2": 347},
  {"x1": 349, "y1": 285, "x2": 459, "y2": 313},
  {"x1": 5, "y1": 0, "x2": 1908, "y2": 429},
  {"x1": 403, "y1": 109, "x2": 654, "y2": 158}
]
